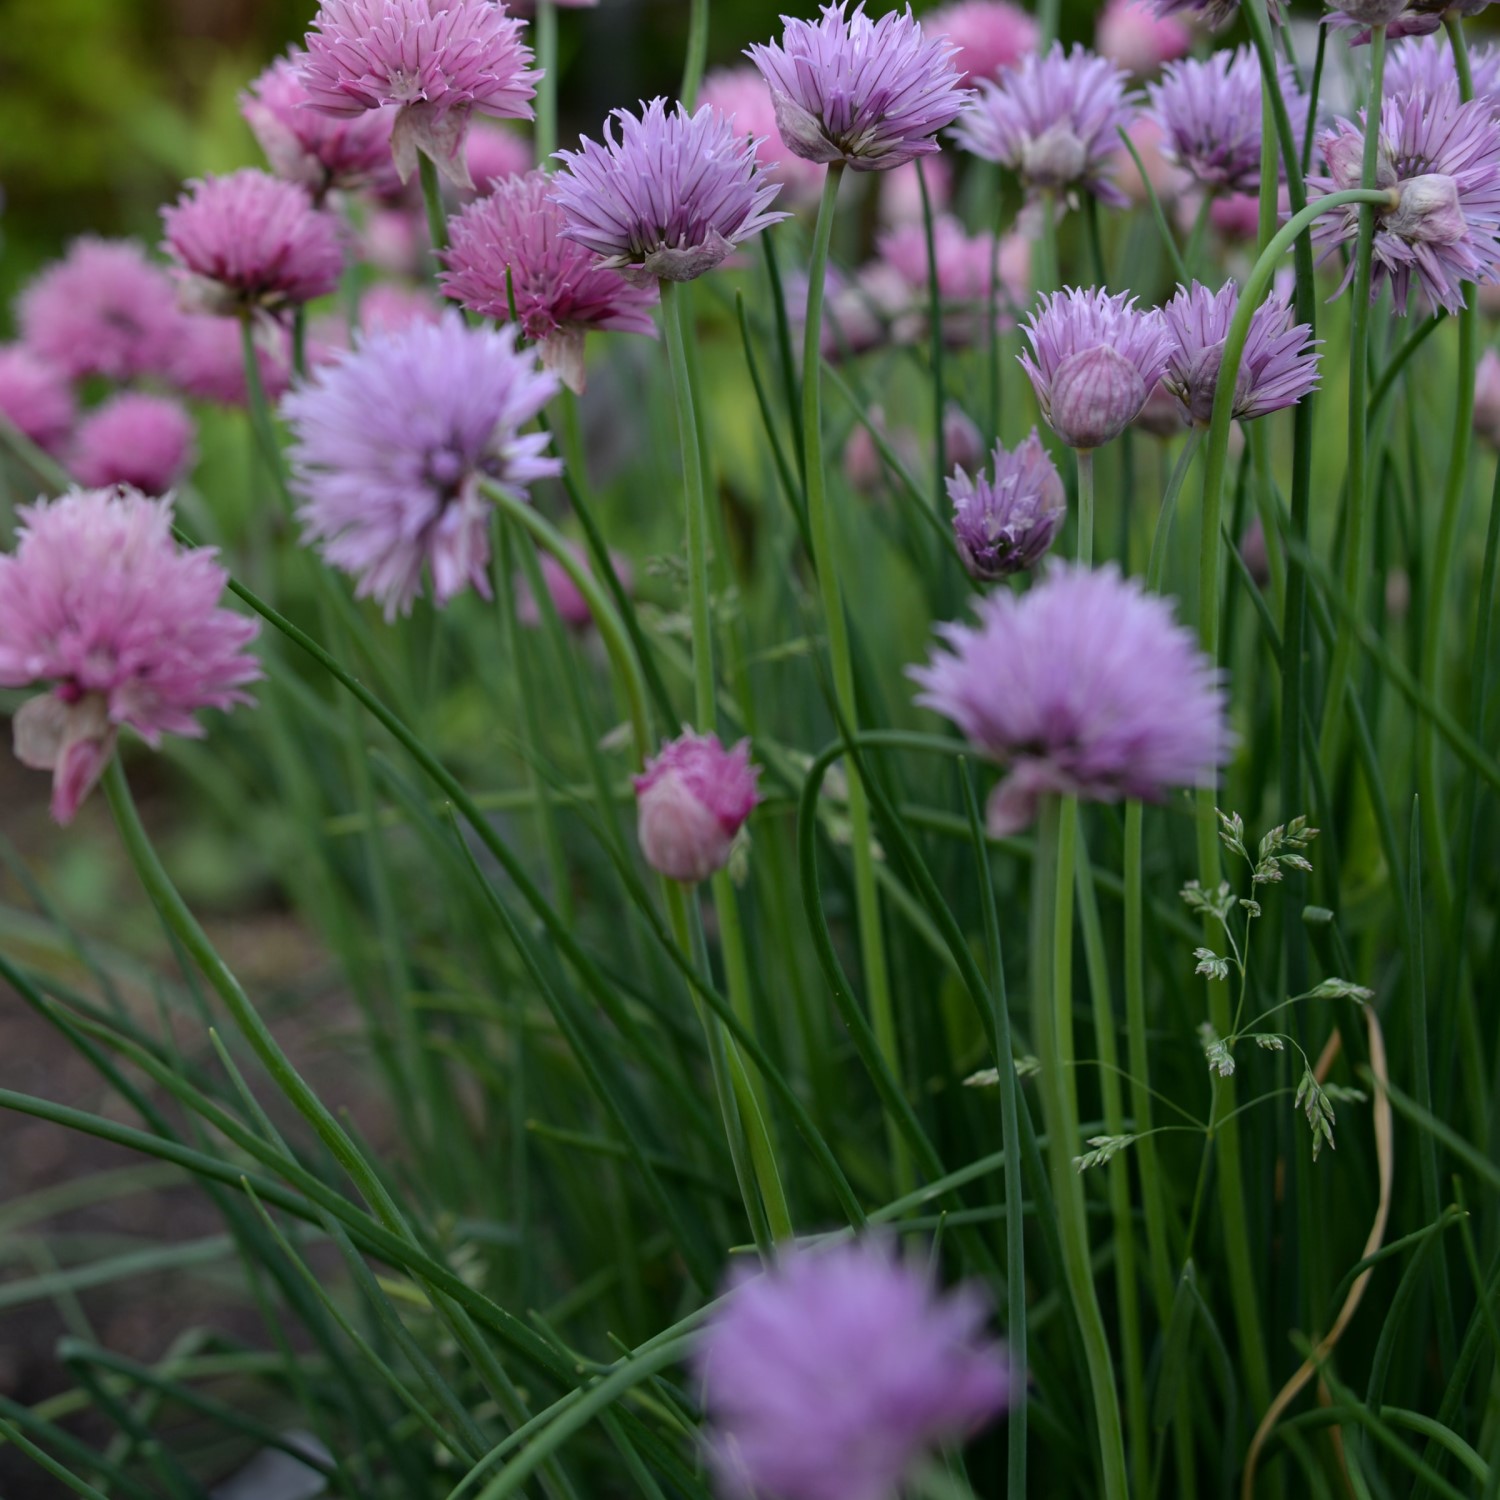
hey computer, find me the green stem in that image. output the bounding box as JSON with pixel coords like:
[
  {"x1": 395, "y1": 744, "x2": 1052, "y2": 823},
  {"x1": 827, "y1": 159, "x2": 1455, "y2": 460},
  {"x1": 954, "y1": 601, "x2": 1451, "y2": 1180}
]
[
  {"x1": 680, "y1": 0, "x2": 709, "y2": 110},
  {"x1": 535, "y1": 0, "x2": 558, "y2": 164},
  {"x1": 1033, "y1": 798, "x2": 1129, "y2": 1500},
  {"x1": 418, "y1": 151, "x2": 449, "y2": 261},
  {"x1": 1076, "y1": 448, "x2": 1095, "y2": 565},
  {"x1": 918, "y1": 160, "x2": 947, "y2": 502}
]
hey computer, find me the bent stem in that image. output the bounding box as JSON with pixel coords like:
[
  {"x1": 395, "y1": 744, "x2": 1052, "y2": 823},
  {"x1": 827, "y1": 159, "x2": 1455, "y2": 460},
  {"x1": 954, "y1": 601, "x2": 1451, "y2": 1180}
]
[{"x1": 801, "y1": 164, "x2": 908, "y2": 1192}]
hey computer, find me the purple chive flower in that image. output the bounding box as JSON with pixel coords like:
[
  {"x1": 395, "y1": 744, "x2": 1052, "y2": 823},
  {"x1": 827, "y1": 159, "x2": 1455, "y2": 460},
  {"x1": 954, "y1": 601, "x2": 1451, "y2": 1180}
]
[
  {"x1": 951, "y1": 43, "x2": 1137, "y2": 210},
  {"x1": 1149, "y1": 47, "x2": 1308, "y2": 198},
  {"x1": 441, "y1": 169, "x2": 659, "y2": 392},
  {"x1": 166, "y1": 316, "x2": 294, "y2": 408},
  {"x1": 1311, "y1": 82, "x2": 1500, "y2": 314},
  {"x1": 71, "y1": 394, "x2": 196, "y2": 497},
  {"x1": 633, "y1": 731, "x2": 762, "y2": 884},
  {"x1": 242, "y1": 51, "x2": 400, "y2": 201},
  {"x1": 695, "y1": 1239, "x2": 1010, "y2": 1500},
  {"x1": 1385, "y1": 36, "x2": 1500, "y2": 115},
  {"x1": 299, "y1": 0, "x2": 539, "y2": 188},
  {"x1": 1365, "y1": 0, "x2": 1494, "y2": 42},
  {"x1": 921, "y1": 0, "x2": 1039, "y2": 86},
  {"x1": 1161, "y1": 280, "x2": 1321, "y2": 425},
  {"x1": 0, "y1": 347, "x2": 75, "y2": 456},
  {"x1": 911, "y1": 561, "x2": 1230, "y2": 833},
  {"x1": 550, "y1": 99, "x2": 787, "y2": 285},
  {"x1": 162, "y1": 170, "x2": 344, "y2": 317},
  {"x1": 284, "y1": 313, "x2": 560, "y2": 618},
  {"x1": 0, "y1": 488, "x2": 260, "y2": 825},
  {"x1": 1150, "y1": 0, "x2": 1280, "y2": 31},
  {"x1": 746, "y1": 3, "x2": 972, "y2": 173},
  {"x1": 516, "y1": 543, "x2": 633, "y2": 632},
  {"x1": 17, "y1": 238, "x2": 182, "y2": 384},
  {"x1": 700, "y1": 66, "x2": 828, "y2": 207},
  {"x1": 949, "y1": 429, "x2": 1066, "y2": 580},
  {"x1": 1019, "y1": 287, "x2": 1176, "y2": 450}
]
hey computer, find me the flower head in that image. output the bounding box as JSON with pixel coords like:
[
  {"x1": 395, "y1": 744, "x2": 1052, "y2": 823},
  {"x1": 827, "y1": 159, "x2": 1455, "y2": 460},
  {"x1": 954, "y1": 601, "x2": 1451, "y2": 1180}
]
[
  {"x1": 695, "y1": 1239, "x2": 1010, "y2": 1500},
  {"x1": 0, "y1": 347, "x2": 75, "y2": 455},
  {"x1": 1384, "y1": 36, "x2": 1500, "y2": 115},
  {"x1": 284, "y1": 313, "x2": 560, "y2": 618},
  {"x1": 951, "y1": 44, "x2": 1137, "y2": 209},
  {"x1": 1161, "y1": 280, "x2": 1320, "y2": 424},
  {"x1": 162, "y1": 170, "x2": 344, "y2": 316},
  {"x1": 516, "y1": 543, "x2": 632, "y2": 631},
  {"x1": 1019, "y1": 287, "x2": 1175, "y2": 449},
  {"x1": 550, "y1": 99, "x2": 787, "y2": 284},
  {"x1": 1311, "y1": 82, "x2": 1500, "y2": 314},
  {"x1": 71, "y1": 394, "x2": 196, "y2": 496},
  {"x1": 441, "y1": 169, "x2": 659, "y2": 392},
  {"x1": 1096, "y1": 0, "x2": 1191, "y2": 77},
  {"x1": 746, "y1": 3, "x2": 971, "y2": 173},
  {"x1": 700, "y1": 66, "x2": 827, "y2": 206},
  {"x1": 911, "y1": 561, "x2": 1230, "y2": 833},
  {"x1": 165, "y1": 316, "x2": 294, "y2": 407},
  {"x1": 921, "y1": 0, "x2": 1038, "y2": 85},
  {"x1": 949, "y1": 429, "x2": 1066, "y2": 580},
  {"x1": 464, "y1": 120, "x2": 533, "y2": 191},
  {"x1": 0, "y1": 488, "x2": 260, "y2": 824},
  {"x1": 242, "y1": 51, "x2": 401, "y2": 200},
  {"x1": 633, "y1": 731, "x2": 762, "y2": 883},
  {"x1": 17, "y1": 238, "x2": 182, "y2": 383},
  {"x1": 299, "y1": 0, "x2": 539, "y2": 187}
]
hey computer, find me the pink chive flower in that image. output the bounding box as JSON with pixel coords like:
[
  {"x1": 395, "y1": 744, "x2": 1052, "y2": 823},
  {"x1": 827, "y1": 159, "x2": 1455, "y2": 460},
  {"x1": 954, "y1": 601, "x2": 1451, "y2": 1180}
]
[
  {"x1": 441, "y1": 169, "x2": 659, "y2": 392},
  {"x1": 161, "y1": 170, "x2": 344, "y2": 317},
  {"x1": 0, "y1": 488, "x2": 260, "y2": 825},
  {"x1": 951, "y1": 44, "x2": 1138, "y2": 210},
  {"x1": 1310, "y1": 82, "x2": 1500, "y2": 315},
  {"x1": 746, "y1": 3, "x2": 972, "y2": 173},
  {"x1": 695, "y1": 1240, "x2": 1010, "y2": 1500},
  {"x1": 1162, "y1": 280, "x2": 1320, "y2": 425},
  {"x1": 464, "y1": 120, "x2": 534, "y2": 192},
  {"x1": 516, "y1": 544, "x2": 633, "y2": 631},
  {"x1": 871, "y1": 215, "x2": 1029, "y2": 346},
  {"x1": 1019, "y1": 287, "x2": 1176, "y2": 450},
  {"x1": 921, "y1": 0, "x2": 1038, "y2": 85},
  {"x1": 241, "y1": 51, "x2": 401, "y2": 201},
  {"x1": 949, "y1": 428, "x2": 1066, "y2": 580},
  {"x1": 1386, "y1": 36, "x2": 1500, "y2": 112},
  {"x1": 357, "y1": 283, "x2": 442, "y2": 335},
  {"x1": 284, "y1": 313, "x2": 560, "y2": 618},
  {"x1": 633, "y1": 731, "x2": 762, "y2": 884},
  {"x1": 550, "y1": 99, "x2": 787, "y2": 285},
  {"x1": 911, "y1": 561, "x2": 1230, "y2": 833},
  {"x1": 0, "y1": 347, "x2": 75, "y2": 455},
  {"x1": 16, "y1": 238, "x2": 182, "y2": 384},
  {"x1": 166, "y1": 316, "x2": 294, "y2": 407},
  {"x1": 700, "y1": 66, "x2": 828, "y2": 207},
  {"x1": 71, "y1": 394, "x2": 196, "y2": 497},
  {"x1": 1096, "y1": 0, "x2": 1190, "y2": 77},
  {"x1": 299, "y1": 0, "x2": 539, "y2": 188},
  {"x1": 1475, "y1": 347, "x2": 1500, "y2": 448}
]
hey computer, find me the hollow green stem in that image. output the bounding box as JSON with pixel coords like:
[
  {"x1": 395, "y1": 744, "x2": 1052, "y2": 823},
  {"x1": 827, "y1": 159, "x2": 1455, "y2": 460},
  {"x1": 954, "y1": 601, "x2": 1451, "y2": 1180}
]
[
  {"x1": 418, "y1": 151, "x2": 449, "y2": 260},
  {"x1": 918, "y1": 160, "x2": 947, "y2": 503},
  {"x1": 534, "y1": 1, "x2": 558, "y2": 164},
  {"x1": 680, "y1": 0, "x2": 709, "y2": 110}
]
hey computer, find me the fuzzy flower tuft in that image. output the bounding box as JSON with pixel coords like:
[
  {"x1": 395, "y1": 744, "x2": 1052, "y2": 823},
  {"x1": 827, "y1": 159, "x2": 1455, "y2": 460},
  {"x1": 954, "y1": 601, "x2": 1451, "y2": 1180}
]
[
  {"x1": 299, "y1": 0, "x2": 539, "y2": 187},
  {"x1": 921, "y1": 0, "x2": 1038, "y2": 85},
  {"x1": 441, "y1": 169, "x2": 659, "y2": 392},
  {"x1": 1310, "y1": 82, "x2": 1500, "y2": 314},
  {"x1": 0, "y1": 488, "x2": 260, "y2": 824},
  {"x1": 284, "y1": 313, "x2": 560, "y2": 619},
  {"x1": 695, "y1": 1239, "x2": 1010, "y2": 1500},
  {"x1": 162, "y1": 170, "x2": 344, "y2": 317},
  {"x1": 951, "y1": 43, "x2": 1137, "y2": 209},
  {"x1": 747, "y1": 3, "x2": 972, "y2": 173},
  {"x1": 1161, "y1": 280, "x2": 1321, "y2": 424},
  {"x1": 1019, "y1": 287, "x2": 1175, "y2": 450},
  {"x1": 17, "y1": 238, "x2": 183, "y2": 384},
  {"x1": 633, "y1": 731, "x2": 762, "y2": 883},
  {"x1": 71, "y1": 394, "x2": 196, "y2": 496},
  {"x1": 949, "y1": 429, "x2": 1066, "y2": 580},
  {"x1": 550, "y1": 99, "x2": 787, "y2": 284},
  {"x1": 0, "y1": 347, "x2": 75, "y2": 456},
  {"x1": 911, "y1": 561, "x2": 1230, "y2": 833}
]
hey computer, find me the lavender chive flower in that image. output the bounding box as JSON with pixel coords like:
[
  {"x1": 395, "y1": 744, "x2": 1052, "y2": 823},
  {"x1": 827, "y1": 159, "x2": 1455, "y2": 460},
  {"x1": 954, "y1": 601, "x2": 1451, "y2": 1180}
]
[
  {"x1": 1385, "y1": 36, "x2": 1500, "y2": 112},
  {"x1": 550, "y1": 99, "x2": 787, "y2": 285},
  {"x1": 951, "y1": 43, "x2": 1137, "y2": 210},
  {"x1": 1162, "y1": 281, "x2": 1321, "y2": 425},
  {"x1": 162, "y1": 170, "x2": 344, "y2": 317},
  {"x1": 299, "y1": 0, "x2": 539, "y2": 188},
  {"x1": 911, "y1": 561, "x2": 1231, "y2": 834},
  {"x1": 949, "y1": 429, "x2": 1067, "y2": 580},
  {"x1": 0, "y1": 347, "x2": 75, "y2": 456},
  {"x1": 1311, "y1": 81, "x2": 1500, "y2": 314},
  {"x1": 284, "y1": 313, "x2": 560, "y2": 619},
  {"x1": 441, "y1": 169, "x2": 659, "y2": 392},
  {"x1": 921, "y1": 0, "x2": 1038, "y2": 86},
  {"x1": 71, "y1": 394, "x2": 196, "y2": 497},
  {"x1": 0, "y1": 488, "x2": 260, "y2": 825},
  {"x1": 746, "y1": 3, "x2": 972, "y2": 174},
  {"x1": 633, "y1": 731, "x2": 762, "y2": 883},
  {"x1": 695, "y1": 1240, "x2": 1011, "y2": 1500},
  {"x1": 1019, "y1": 287, "x2": 1176, "y2": 450}
]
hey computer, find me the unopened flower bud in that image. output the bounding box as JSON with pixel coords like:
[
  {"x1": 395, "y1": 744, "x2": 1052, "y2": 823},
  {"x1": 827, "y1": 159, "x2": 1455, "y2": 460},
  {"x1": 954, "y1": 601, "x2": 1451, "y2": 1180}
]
[
  {"x1": 1048, "y1": 345, "x2": 1148, "y2": 450},
  {"x1": 943, "y1": 403, "x2": 985, "y2": 475},
  {"x1": 1389, "y1": 173, "x2": 1466, "y2": 245},
  {"x1": 633, "y1": 731, "x2": 762, "y2": 883},
  {"x1": 949, "y1": 429, "x2": 1066, "y2": 580}
]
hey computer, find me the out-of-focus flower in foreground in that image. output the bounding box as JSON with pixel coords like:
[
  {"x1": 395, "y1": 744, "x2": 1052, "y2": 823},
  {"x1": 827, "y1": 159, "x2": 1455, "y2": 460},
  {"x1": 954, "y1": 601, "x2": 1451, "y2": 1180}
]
[
  {"x1": 71, "y1": 394, "x2": 196, "y2": 496},
  {"x1": 0, "y1": 488, "x2": 260, "y2": 824},
  {"x1": 921, "y1": 0, "x2": 1038, "y2": 85},
  {"x1": 694, "y1": 1239, "x2": 1010, "y2": 1500},
  {"x1": 911, "y1": 561, "x2": 1230, "y2": 834},
  {"x1": 0, "y1": 347, "x2": 75, "y2": 455},
  {"x1": 950, "y1": 429, "x2": 1067, "y2": 580},
  {"x1": 633, "y1": 731, "x2": 762, "y2": 884}
]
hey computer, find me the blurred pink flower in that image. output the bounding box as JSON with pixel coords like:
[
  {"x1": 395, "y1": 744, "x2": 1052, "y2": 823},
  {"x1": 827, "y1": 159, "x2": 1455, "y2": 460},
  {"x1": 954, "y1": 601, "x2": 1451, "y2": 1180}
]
[
  {"x1": 1096, "y1": 0, "x2": 1191, "y2": 77},
  {"x1": 0, "y1": 347, "x2": 75, "y2": 455},
  {"x1": 878, "y1": 155, "x2": 954, "y2": 227},
  {"x1": 165, "y1": 316, "x2": 294, "y2": 407},
  {"x1": 921, "y1": 0, "x2": 1039, "y2": 84},
  {"x1": 700, "y1": 66, "x2": 827, "y2": 207},
  {"x1": 464, "y1": 120, "x2": 534, "y2": 192},
  {"x1": 515, "y1": 543, "x2": 632, "y2": 631},
  {"x1": 71, "y1": 394, "x2": 196, "y2": 496},
  {"x1": 633, "y1": 731, "x2": 762, "y2": 883}
]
